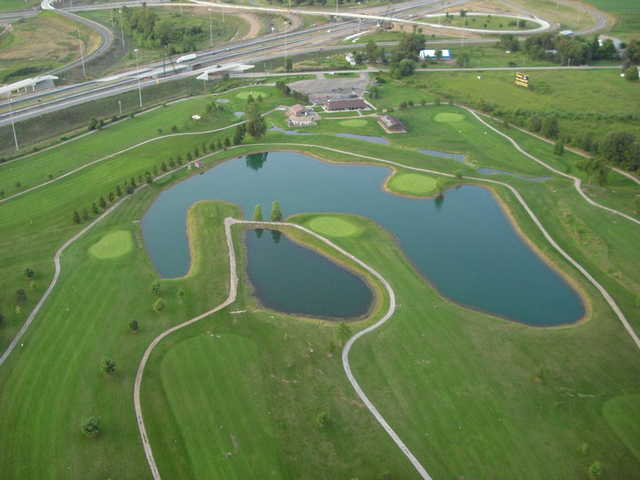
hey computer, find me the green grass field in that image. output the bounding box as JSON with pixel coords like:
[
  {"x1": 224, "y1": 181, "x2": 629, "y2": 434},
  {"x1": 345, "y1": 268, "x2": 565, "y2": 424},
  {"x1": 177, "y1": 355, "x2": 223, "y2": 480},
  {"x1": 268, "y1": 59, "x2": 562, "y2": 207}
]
[
  {"x1": 0, "y1": 75, "x2": 639, "y2": 479},
  {"x1": 88, "y1": 230, "x2": 133, "y2": 259},
  {"x1": 0, "y1": 0, "x2": 39, "y2": 13},
  {"x1": 338, "y1": 119, "x2": 368, "y2": 127},
  {"x1": 583, "y1": 0, "x2": 640, "y2": 40}
]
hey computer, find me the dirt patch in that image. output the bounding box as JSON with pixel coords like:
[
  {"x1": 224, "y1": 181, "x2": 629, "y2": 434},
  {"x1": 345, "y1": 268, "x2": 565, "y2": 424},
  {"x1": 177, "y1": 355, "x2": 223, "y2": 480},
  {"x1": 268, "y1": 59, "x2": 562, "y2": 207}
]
[{"x1": 236, "y1": 13, "x2": 261, "y2": 40}]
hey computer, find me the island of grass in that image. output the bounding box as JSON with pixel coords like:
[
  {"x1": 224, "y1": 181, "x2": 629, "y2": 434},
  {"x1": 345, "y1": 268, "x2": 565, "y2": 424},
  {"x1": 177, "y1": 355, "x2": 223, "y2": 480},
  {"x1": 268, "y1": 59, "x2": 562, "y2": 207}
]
[{"x1": 88, "y1": 230, "x2": 133, "y2": 259}]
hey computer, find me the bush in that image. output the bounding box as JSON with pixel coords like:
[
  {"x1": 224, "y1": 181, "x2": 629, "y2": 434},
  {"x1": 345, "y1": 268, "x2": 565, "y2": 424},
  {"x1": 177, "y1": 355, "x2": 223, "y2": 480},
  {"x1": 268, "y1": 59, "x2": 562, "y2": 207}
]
[{"x1": 81, "y1": 417, "x2": 101, "y2": 437}]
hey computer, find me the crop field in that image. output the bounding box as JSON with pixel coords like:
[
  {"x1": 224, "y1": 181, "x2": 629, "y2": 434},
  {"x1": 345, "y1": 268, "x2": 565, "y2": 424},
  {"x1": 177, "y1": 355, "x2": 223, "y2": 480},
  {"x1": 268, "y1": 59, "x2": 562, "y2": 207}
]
[
  {"x1": 0, "y1": 75, "x2": 639, "y2": 480},
  {"x1": 0, "y1": 12, "x2": 101, "y2": 83},
  {"x1": 401, "y1": 69, "x2": 640, "y2": 147}
]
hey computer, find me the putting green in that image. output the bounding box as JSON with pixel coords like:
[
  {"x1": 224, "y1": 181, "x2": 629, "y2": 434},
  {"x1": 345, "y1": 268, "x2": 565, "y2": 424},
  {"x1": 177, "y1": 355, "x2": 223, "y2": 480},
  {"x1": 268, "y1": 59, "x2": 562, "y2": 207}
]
[
  {"x1": 339, "y1": 119, "x2": 368, "y2": 127},
  {"x1": 434, "y1": 112, "x2": 464, "y2": 123},
  {"x1": 306, "y1": 216, "x2": 362, "y2": 238},
  {"x1": 236, "y1": 90, "x2": 268, "y2": 100},
  {"x1": 388, "y1": 172, "x2": 438, "y2": 196},
  {"x1": 89, "y1": 230, "x2": 133, "y2": 259}
]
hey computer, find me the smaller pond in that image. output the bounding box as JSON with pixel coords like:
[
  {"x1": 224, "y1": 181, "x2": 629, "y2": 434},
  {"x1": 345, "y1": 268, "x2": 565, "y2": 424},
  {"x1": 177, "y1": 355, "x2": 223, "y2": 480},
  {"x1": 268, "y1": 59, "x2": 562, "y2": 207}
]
[
  {"x1": 477, "y1": 168, "x2": 551, "y2": 183},
  {"x1": 245, "y1": 229, "x2": 372, "y2": 319},
  {"x1": 419, "y1": 149, "x2": 466, "y2": 163},
  {"x1": 335, "y1": 133, "x2": 390, "y2": 145}
]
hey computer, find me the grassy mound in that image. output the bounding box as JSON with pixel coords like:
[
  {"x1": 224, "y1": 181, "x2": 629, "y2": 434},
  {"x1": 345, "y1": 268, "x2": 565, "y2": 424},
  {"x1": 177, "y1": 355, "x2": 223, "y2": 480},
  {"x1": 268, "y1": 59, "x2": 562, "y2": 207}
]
[
  {"x1": 434, "y1": 112, "x2": 464, "y2": 123},
  {"x1": 339, "y1": 119, "x2": 368, "y2": 128},
  {"x1": 306, "y1": 216, "x2": 362, "y2": 237},
  {"x1": 236, "y1": 90, "x2": 268, "y2": 100},
  {"x1": 88, "y1": 230, "x2": 133, "y2": 259},
  {"x1": 387, "y1": 172, "x2": 438, "y2": 196}
]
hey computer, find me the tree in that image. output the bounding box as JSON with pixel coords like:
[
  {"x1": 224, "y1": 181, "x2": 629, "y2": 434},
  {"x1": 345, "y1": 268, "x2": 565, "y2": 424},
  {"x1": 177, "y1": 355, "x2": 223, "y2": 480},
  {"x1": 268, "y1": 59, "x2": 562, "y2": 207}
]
[
  {"x1": 600, "y1": 131, "x2": 637, "y2": 167},
  {"x1": 73, "y1": 210, "x2": 82, "y2": 224},
  {"x1": 541, "y1": 116, "x2": 559, "y2": 139},
  {"x1": 253, "y1": 204, "x2": 263, "y2": 221},
  {"x1": 554, "y1": 141, "x2": 565, "y2": 156},
  {"x1": 588, "y1": 461, "x2": 602, "y2": 479},
  {"x1": 285, "y1": 58, "x2": 293, "y2": 72},
  {"x1": 88, "y1": 118, "x2": 98, "y2": 131},
  {"x1": 153, "y1": 297, "x2": 165, "y2": 312},
  {"x1": 270, "y1": 201, "x2": 282, "y2": 221},
  {"x1": 151, "y1": 281, "x2": 161, "y2": 296},
  {"x1": 99, "y1": 196, "x2": 107, "y2": 210},
  {"x1": 233, "y1": 124, "x2": 246, "y2": 145},
  {"x1": 16, "y1": 289, "x2": 27, "y2": 306},
  {"x1": 316, "y1": 411, "x2": 330, "y2": 428},
  {"x1": 24, "y1": 268, "x2": 35, "y2": 279},
  {"x1": 224, "y1": 137, "x2": 231, "y2": 148},
  {"x1": 161, "y1": 161, "x2": 168, "y2": 172},
  {"x1": 365, "y1": 40, "x2": 378, "y2": 62},
  {"x1": 177, "y1": 288, "x2": 185, "y2": 303},
  {"x1": 81, "y1": 416, "x2": 101, "y2": 437},
  {"x1": 116, "y1": 185, "x2": 123, "y2": 197},
  {"x1": 129, "y1": 320, "x2": 139, "y2": 332},
  {"x1": 102, "y1": 358, "x2": 116, "y2": 375},
  {"x1": 390, "y1": 58, "x2": 416, "y2": 78},
  {"x1": 92, "y1": 202, "x2": 99, "y2": 215},
  {"x1": 624, "y1": 66, "x2": 639, "y2": 81}
]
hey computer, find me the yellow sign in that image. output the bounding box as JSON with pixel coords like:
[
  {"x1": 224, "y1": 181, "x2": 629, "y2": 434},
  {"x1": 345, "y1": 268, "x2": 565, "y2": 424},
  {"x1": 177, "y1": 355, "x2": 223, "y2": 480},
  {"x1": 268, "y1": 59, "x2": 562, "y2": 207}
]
[{"x1": 515, "y1": 72, "x2": 529, "y2": 88}]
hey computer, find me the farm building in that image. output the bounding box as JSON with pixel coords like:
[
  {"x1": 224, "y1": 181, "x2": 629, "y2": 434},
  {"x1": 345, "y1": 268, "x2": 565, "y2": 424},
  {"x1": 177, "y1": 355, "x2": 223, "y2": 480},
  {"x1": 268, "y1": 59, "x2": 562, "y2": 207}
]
[
  {"x1": 419, "y1": 49, "x2": 452, "y2": 60},
  {"x1": 325, "y1": 98, "x2": 371, "y2": 111},
  {"x1": 286, "y1": 104, "x2": 319, "y2": 127},
  {"x1": 377, "y1": 114, "x2": 407, "y2": 133}
]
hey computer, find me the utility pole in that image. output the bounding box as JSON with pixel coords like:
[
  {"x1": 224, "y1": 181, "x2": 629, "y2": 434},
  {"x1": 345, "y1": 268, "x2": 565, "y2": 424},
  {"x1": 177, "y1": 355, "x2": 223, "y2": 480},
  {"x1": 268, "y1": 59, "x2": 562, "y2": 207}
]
[
  {"x1": 118, "y1": 99, "x2": 122, "y2": 115},
  {"x1": 119, "y1": 9, "x2": 125, "y2": 50},
  {"x1": 208, "y1": 9, "x2": 213, "y2": 47},
  {"x1": 79, "y1": 39, "x2": 87, "y2": 79},
  {"x1": 9, "y1": 96, "x2": 19, "y2": 152},
  {"x1": 134, "y1": 48, "x2": 142, "y2": 108}
]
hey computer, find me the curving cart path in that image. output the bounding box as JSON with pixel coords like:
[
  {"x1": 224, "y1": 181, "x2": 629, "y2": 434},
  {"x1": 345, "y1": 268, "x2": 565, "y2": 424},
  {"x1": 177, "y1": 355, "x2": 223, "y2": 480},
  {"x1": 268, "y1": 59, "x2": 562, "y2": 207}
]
[{"x1": 133, "y1": 218, "x2": 432, "y2": 479}]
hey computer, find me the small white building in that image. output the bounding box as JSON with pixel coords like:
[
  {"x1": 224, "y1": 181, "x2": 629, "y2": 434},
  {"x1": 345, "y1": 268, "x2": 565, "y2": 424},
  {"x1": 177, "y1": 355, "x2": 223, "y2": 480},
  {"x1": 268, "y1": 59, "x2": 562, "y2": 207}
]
[
  {"x1": 345, "y1": 53, "x2": 357, "y2": 66},
  {"x1": 419, "y1": 49, "x2": 451, "y2": 60}
]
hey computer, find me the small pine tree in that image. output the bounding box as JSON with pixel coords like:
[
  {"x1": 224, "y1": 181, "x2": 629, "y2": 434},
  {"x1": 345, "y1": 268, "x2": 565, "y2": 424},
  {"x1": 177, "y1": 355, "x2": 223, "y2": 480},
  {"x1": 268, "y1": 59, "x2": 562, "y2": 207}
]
[
  {"x1": 102, "y1": 359, "x2": 116, "y2": 375},
  {"x1": 92, "y1": 202, "x2": 99, "y2": 215},
  {"x1": 116, "y1": 185, "x2": 123, "y2": 197},
  {"x1": 151, "y1": 281, "x2": 161, "y2": 296},
  {"x1": 129, "y1": 320, "x2": 139, "y2": 332},
  {"x1": 161, "y1": 161, "x2": 168, "y2": 172},
  {"x1": 73, "y1": 210, "x2": 82, "y2": 224},
  {"x1": 24, "y1": 268, "x2": 35, "y2": 279},
  {"x1": 81, "y1": 417, "x2": 100, "y2": 437},
  {"x1": 224, "y1": 137, "x2": 231, "y2": 148},
  {"x1": 153, "y1": 297, "x2": 166, "y2": 313},
  {"x1": 177, "y1": 288, "x2": 185, "y2": 303},
  {"x1": 270, "y1": 201, "x2": 282, "y2": 221},
  {"x1": 99, "y1": 196, "x2": 107, "y2": 210},
  {"x1": 253, "y1": 204, "x2": 263, "y2": 221},
  {"x1": 554, "y1": 141, "x2": 565, "y2": 156}
]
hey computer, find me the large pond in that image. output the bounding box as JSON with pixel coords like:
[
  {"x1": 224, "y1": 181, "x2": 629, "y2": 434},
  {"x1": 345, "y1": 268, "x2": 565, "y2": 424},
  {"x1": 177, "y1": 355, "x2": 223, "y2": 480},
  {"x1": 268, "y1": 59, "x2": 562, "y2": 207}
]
[{"x1": 142, "y1": 151, "x2": 585, "y2": 326}]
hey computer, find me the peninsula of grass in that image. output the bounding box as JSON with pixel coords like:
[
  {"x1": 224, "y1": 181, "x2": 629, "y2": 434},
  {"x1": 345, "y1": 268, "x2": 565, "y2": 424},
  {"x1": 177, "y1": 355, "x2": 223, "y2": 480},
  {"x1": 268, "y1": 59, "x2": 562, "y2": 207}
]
[
  {"x1": 0, "y1": 77, "x2": 639, "y2": 480},
  {"x1": 386, "y1": 171, "x2": 439, "y2": 197}
]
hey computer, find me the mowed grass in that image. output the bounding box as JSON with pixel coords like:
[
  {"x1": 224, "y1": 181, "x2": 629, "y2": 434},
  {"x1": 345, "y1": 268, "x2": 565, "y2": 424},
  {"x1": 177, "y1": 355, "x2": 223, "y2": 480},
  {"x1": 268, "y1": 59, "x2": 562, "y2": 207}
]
[
  {"x1": 306, "y1": 215, "x2": 363, "y2": 237},
  {"x1": 387, "y1": 172, "x2": 438, "y2": 196},
  {"x1": 582, "y1": 0, "x2": 640, "y2": 39},
  {"x1": 88, "y1": 230, "x2": 133, "y2": 259},
  {"x1": 1, "y1": 78, "x2": 640, "y2": 478},
  {"x1": 603, "y1": 394, "x2": 640, "y2": 462},
  {"x1": 0, "y1": 12, "x2": 101, "y2": 83},
  {"x1": 433, "y1": 14, "x2": 539, "y2": 30},
  {"x1": 0, "y1": 0, "x2": 39, "y2": 13}
]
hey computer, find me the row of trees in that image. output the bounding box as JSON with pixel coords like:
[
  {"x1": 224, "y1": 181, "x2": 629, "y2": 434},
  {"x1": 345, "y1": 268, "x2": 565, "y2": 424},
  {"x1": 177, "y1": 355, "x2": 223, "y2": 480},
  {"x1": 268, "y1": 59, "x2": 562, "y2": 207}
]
[{"x1": 517, "y1": 33, "x2": 621, "y2": 65}]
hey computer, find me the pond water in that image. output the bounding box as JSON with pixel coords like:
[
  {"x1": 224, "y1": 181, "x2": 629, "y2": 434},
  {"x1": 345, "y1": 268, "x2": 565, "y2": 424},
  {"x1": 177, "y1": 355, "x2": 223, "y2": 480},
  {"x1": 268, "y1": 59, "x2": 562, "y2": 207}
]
[
  {"x1": 142, "y1": 151, "x2": 584, "y2": 326},
  {"x1": 246, "y1": 229, "x2": 372, "y2": 319},
  {"x1": 419, "y1": 149, "x2": 466, "y2": 163},
  {"x1": 477, "y1": 168, "x2": 551, "y2": 183}
]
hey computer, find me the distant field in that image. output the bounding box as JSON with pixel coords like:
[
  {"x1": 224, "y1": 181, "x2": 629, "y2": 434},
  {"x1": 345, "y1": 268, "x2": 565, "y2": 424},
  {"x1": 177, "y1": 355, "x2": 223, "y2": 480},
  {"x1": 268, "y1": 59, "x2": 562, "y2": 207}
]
[
  {"x1": 416, "y1": 69, "x2": 640, "y2": 145},
  {"x1": 583, "y1": 0, "x2": 640, "y2": 39},
  {"x1": 507, "y1": 0, "x2": 595, "y2": 31},
  {"x1": 0, "y1": 11, "x2": 101, "y2": 83},
  {"x1": 0, "y1": 0, "x2": 39, "y2": 13}
]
